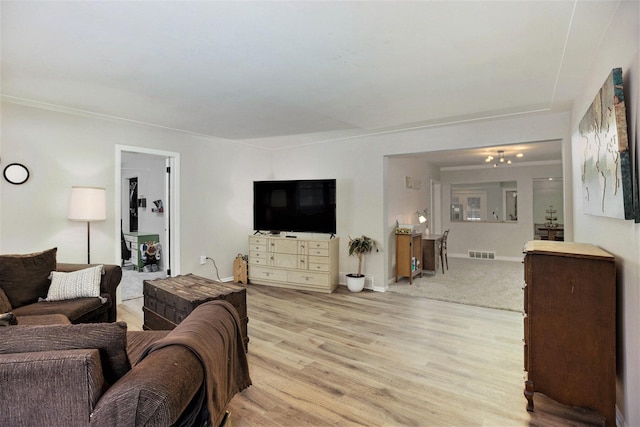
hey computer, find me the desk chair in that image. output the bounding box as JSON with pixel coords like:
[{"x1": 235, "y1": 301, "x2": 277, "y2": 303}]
[{"x1": 440, "y1": 229, "x2": 449, "y2": 273}]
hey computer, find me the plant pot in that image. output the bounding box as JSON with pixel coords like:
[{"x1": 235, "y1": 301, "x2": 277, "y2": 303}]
[{"x1": 346, "y1": 274, "x2": 366, "y2": 292}]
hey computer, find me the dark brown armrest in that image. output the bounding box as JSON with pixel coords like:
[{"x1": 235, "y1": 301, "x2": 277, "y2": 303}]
[
  {"x1": 90, "y1": 345, "x2": 203, "y2": 426},
  {"x1": 56, "y1": 263, "x2": 123, "y2": 322},
  {"x1": 0, "y1": 349, "x2": 105, "y2": 426}
]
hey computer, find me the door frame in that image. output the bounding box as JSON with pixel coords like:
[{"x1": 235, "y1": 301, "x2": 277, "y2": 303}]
[
  {"x1": 115, "y1": 145, "x2": 181, "y2": 276},
  {"x1": 430, "y1": 179, "x2": 442, "y2": 234}
]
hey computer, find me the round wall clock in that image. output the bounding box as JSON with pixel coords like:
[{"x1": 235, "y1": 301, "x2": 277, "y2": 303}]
[{"x1": 3, "y1": 163, "x2": 30, "y2": 185}]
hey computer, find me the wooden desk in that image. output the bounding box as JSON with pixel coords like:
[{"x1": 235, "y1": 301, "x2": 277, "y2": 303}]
[
  {"x1": 395, "y1": 232, "x2": 422, "y2": 284},
  {"x1": 422, "y1": 234, "x2": 443, "y2": 273}
]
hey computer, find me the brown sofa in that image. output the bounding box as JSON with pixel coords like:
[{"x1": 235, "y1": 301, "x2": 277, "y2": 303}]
[
  {"x1": 0, "y1": 300, "x2": 252, "y2": 427},
  {"x1": 0, "y1": 248, "x2": 122, "y2": 324}
]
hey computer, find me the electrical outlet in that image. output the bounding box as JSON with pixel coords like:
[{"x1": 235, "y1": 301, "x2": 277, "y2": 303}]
[{"x1": 200, "y1": 255, "x2": 207, "y2": 265}]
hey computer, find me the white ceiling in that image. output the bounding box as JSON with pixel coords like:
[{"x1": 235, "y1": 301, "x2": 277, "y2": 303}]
[{"x1": 0, "y1": 1, "x2": 620, "y2": 164}]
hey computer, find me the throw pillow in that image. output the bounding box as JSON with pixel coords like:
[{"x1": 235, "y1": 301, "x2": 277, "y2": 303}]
[
  {"x1": 0, "y1": 248, "x2": 57, "y2": 308},
  {"x1": 0, "y1": 288, "x2": 12, "y2": 313},
  {"x1": 45, "y1": 265, "x2": 103, "y2": 301},
  {"x1": 0, "y1": 321, "x2": 131, "y2": 384}
]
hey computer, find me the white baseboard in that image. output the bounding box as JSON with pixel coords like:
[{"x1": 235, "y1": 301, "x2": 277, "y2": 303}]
[
  {"x1": 616, "y1": 405, "x2": 626, "y2": 427},
  {"x1": 449, "y1": 253, "x2": 523, "y2": 262},
  {"x1": 338, "y1": 275, "x2": 387, "y2": 292}
]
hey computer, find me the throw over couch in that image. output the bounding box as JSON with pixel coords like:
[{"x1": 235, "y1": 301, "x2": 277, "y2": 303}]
[{"x1": 0, "y1": 300, "x2": 252, "y2": 426}]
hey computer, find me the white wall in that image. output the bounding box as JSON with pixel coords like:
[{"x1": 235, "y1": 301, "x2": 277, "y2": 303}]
[
  {"x1": 1, "y1": 102, "x2": 571, "y2": 288},
  {"x1": 0, "y1": 102, "x2": 270, "y2": 282},
  {"x1": 569, "y1": 1, "x2": 639, "y2": 424},
  {"x1": 272, "y1": 111, "x2": 571, "y2": 288},
  {"x1": 441, "y1": 162, "x2": 563, "y2": 259}
]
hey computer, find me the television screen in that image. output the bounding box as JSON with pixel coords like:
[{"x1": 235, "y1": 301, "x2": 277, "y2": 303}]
[{"x1": 253, "y1": 179, "x2": 336, "y2": 234}]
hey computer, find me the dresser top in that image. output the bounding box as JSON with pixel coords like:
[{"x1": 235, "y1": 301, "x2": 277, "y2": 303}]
[
  {"x1": 524, "y1": 240, "x2": 614, "y2": 260},
  {"x1": 250, "y1": 234, "x2": 338, "y2": 241}
]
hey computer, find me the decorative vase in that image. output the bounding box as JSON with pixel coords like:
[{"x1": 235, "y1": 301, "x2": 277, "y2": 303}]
[{"x1": 346, "y1": 274, "x2": 366, "y2": 292}]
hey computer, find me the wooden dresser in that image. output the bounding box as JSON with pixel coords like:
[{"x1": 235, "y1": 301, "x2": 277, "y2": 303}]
[
  {"x1": 248, "y1": 235, "x2": 339, "y2": 293},
  {"x1": 523, "y1": 241, "x2": 616, "y2": 426}
]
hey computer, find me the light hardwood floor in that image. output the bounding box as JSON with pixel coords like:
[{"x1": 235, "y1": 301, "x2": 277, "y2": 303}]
[{"x1": 118, "y1": 285, "x2": 604, "y2": 426}]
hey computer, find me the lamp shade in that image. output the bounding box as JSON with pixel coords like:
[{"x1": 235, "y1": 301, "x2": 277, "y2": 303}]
[{"x1": 68, "y1": 187, "x2": 106, "y2": 222}]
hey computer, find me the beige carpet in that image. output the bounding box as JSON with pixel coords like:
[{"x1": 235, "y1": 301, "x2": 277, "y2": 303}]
[{"x1": 389, "y1": 256, "x2": 524, "y2": 312}]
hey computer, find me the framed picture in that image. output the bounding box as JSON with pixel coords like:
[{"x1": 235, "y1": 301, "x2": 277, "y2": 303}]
[{"x1": 579, "y1": 67, "x2": 638, "y2": 221}]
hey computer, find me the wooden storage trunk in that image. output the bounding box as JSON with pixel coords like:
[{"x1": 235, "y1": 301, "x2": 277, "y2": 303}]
[{"x1": 143, "y1": 274, "x2": 249, "y2": 351}]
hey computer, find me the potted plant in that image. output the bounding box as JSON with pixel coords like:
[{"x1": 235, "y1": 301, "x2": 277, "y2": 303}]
[{"x1": 346, "y1": 235, "x2": 378, "y2": 292}]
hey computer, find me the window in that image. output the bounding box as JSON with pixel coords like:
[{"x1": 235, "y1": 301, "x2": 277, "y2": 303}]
[
  {"x1": 451, "y1": 181, "x2": 516, "y2": 222},
  {"x1": 451, "y1": 192, "x2": 486, "y2": 221}
]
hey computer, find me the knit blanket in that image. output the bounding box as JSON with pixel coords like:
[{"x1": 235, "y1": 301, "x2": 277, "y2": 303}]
[{"x1": 138, "y1": 300, "x2": 251, "y2": 426}]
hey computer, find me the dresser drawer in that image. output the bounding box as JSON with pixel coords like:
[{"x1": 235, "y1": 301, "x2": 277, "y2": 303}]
[
  {"x1": 308, "y1": 241, "x2": 329, "y2": 250},
  {"x1": 309, "y1": 248, "x2": 329, "y2": 256},
  {"x1": 249, "y1": 236, "x2": 269, "y2": 246},
  {"x1": 308, "y1": 263, "x2": 330, "y2": 272},
  {"x1": 249, "y1": 243, "x2": 267, "y2": 252},
  {"x1": 249, "y1": 266, "x2": 287, "y2": 282},
  {"x1": 288, "y1": 270, "x2": 330, "y2": 286},
  {"x1": 309, "y1": 255, "x2": 328, "y2": 265},
  {"x1": 249, "y1": 257, "x2": 269, "y2": 266},
  {"x1": 249, "y1": 249, "x2": 267, "y2": 259}
]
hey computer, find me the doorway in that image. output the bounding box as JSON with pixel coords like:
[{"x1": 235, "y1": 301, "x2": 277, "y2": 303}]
[{"x1": 115, "y1": 145, "x2": 181, "y2": 277}]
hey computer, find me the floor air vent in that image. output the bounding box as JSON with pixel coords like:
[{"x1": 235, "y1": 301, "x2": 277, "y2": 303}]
[{"x1": 468, "y1": 250, "x2": 496, "y2": 260}]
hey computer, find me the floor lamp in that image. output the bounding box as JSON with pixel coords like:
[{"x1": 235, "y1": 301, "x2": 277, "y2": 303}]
[{"x1": 68, "y1": 186, "x2": 106, "y2": 264}]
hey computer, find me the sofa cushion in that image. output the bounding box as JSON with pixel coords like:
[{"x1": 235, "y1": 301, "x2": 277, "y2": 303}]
[
  {"x1": 0, "y1": 288, "x2": 12, "y2": 313},
  {"x1": 0, "y1": 321, "x2": 130, "y2": 385},
  {"x1": 45, "y1": 265, "x2": 103, "y2": 301},
  {"x1": 14, "y1": 314, "x2": 71, "y2": 325},
  {"x1": 0, "y1": 248, "x2": 57, "y2": 308},
  {"x1": 11, "y1": 296, "x2": 109, "y2": 324}
]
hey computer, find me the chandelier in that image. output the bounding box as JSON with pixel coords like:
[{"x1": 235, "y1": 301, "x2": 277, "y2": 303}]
[{"x1": 485, "y1": 150, "x2": 523, "y2": 167}]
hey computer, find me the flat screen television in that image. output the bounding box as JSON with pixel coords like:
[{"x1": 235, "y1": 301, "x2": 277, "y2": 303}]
[{"x1": 253, "y1": 179, "x2": 336, "y2": 234}]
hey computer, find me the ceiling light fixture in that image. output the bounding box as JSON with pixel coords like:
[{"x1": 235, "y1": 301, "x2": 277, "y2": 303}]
[{"x1": 485, "y1": 150, "x2": 522, "y2": 167}]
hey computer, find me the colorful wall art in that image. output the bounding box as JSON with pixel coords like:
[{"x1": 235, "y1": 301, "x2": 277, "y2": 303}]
[{"x1": 579, "y1": 67, "x2": 638, "y2": 220}]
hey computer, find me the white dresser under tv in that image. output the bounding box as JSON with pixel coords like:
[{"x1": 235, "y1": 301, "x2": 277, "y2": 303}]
[{"x1": 248, "y1": 235, "x2": 339, "y2": 293}]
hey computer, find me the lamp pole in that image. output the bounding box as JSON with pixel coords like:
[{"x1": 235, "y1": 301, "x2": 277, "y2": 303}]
[{"x1": 68, "y1": 187, "x2": 106, "y2": 264}]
